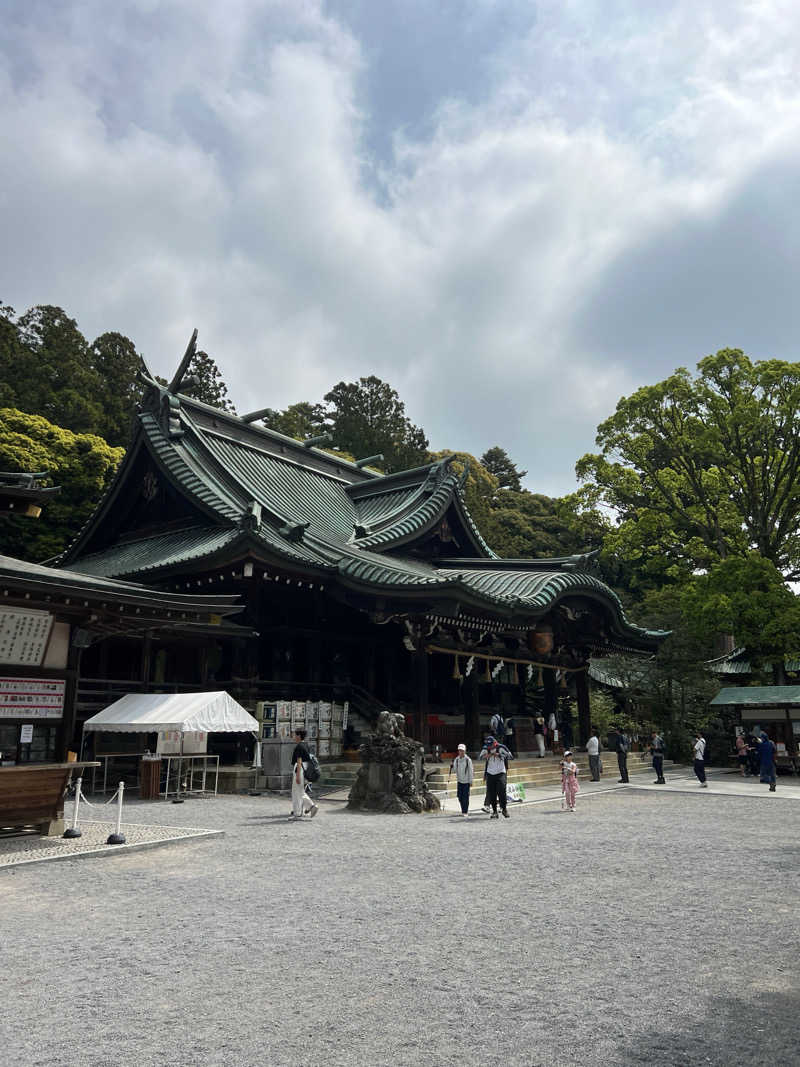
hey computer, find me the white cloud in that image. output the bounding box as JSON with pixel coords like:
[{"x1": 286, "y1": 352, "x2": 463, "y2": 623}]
[{"x1": 2, "y1": 0, "x2": 800, "y2": 495}]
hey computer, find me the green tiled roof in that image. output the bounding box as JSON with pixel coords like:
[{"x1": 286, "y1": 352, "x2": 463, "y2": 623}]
[
  {"x1": 710, "y1": 686, "x2": 800, "y2": 707},
  {"x1": 199, "y1": 430, "x2": 358, "y2": 541},
  {"x1": 67, "y1": 527, "x2": 243, "y2": 578},
  {"x1": 55, "y1": 387, "x2": 666, "y2": 651}
]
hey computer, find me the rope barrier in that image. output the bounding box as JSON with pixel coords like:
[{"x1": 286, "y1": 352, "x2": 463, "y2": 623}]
[{"x1": 424, "y1": 643, "x2": 588, "y2": 672}]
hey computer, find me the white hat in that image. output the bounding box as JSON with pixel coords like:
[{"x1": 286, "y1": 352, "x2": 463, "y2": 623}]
[{"x1": 457, "y1": 743, "x2": 466, "y2": 751}]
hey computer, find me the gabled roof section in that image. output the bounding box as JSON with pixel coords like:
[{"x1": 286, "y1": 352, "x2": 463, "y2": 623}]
[{"x1": 346, "y1": 457, "x2": 497, "y2": 558}]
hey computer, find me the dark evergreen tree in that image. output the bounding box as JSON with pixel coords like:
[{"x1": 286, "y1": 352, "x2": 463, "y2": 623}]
[
  {"x1": 323, "y1": 376, "x2": 428, "y2": 472},
  {"x1": 1, "y1": 305, "x2": 103, "y2": 434},
  {"x1": 184, "y1": 349, "x2": 237, "y2": 413},
  {"x1": 88, "y1": 331, "x2": 144, "y2": 447},
  {"x1": 480, "y1": 446, "x2": 527, "y2": 491}
]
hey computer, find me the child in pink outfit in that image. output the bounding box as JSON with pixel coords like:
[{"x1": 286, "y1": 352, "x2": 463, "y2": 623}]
[{"x1": 561, "y1": 750, "x2": 579, "y2": 811}]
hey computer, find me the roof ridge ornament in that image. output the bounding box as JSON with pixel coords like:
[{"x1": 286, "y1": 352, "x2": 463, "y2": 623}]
[
  {"x1": 303, "y1": 432, "x2": 333, "y2": 449},
  {"x1": 355, "y1": 453, "x2": 384, "y2": 469},
  {"x1": 168, "y1": 329, "x2": 198, "y2": 394},
  {"x1": 240, "y1": 501, "x2": 262, "y2": 532},
  {"x1": 279, "y1": 520, "x2": 310, "y2": 542}
]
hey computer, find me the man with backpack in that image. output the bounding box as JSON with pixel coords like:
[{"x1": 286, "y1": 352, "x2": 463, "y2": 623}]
[
  {"x1": 289, "y1": 728, "x2": 319, "y2": 820},
  {"x1": 478, "y1": 736, "x2": 513, "y2": 819}
]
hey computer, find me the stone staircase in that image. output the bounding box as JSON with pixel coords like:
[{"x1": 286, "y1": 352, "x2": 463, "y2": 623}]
[
  {"x1": 316, "y1": 751, "x2": 674, "y2": 800},
  {"x1": 425, "y1": 751, "x2": 675, "y2": 801},
  {"x1": 316, "y1": 761, "x2": 362, "y2": 793}
]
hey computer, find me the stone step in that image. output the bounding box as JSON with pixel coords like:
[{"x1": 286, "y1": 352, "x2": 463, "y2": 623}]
[{"x1": 426, "y1": 760, "x2": 676, "y2": 798}]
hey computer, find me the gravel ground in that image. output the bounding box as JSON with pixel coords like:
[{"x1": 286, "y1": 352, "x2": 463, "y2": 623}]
[{"x1": 1, "y1": 786, "x2": 797, "y2": 1067}]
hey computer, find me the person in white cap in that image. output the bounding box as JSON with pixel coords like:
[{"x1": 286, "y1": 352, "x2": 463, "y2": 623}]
[{"x1": 449, "y1": 743, "x2": 474, "y2": 817}]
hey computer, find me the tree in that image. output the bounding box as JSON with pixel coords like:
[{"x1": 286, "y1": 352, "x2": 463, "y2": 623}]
[
  {"x1": 0, "y1": 408, "x2": 124, "y2": 561},
  {"x1": 484, "y1": 490, "x2": 609, "y2": 560},
  {"x1": 0, "y1": 305, "x2": 103, "y2": 434},
  {"x1": 260, "y1": 402, "x2": 326, "y2": 440},
  {"x1": 576, "y1": 349, "x2": 800, "y2": 583},
  {"x1": 185, "y1": 349, "x2": 237, "y2": 413},
  {"x1": 323, "y1": 376, "x2": 429, "y2": 473},
  {"x1": 428, "y1": 450, "x2": 498, "y2": 538},
  {"x1": 681, "y1": 555, "x2": 800, "y2": 680},
  {"x1": 480, "y1": 446, "x2": 527, "y2": 491},
  {"x1": 592, "y1": 586, "x2": 719, "y2": 759},
  {"x1": 88, "y1": 331, "x2": 144, "y2": 447}
]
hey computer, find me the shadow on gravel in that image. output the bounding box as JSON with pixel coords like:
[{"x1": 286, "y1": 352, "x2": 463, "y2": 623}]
[{"x1": 614, "y1": 988, "x2": 799, "y2": 1066}]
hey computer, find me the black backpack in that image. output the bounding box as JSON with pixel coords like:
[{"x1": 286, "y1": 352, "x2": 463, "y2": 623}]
[{"x1": 305, "y1": 752, "x2": 322, "y2": 783}]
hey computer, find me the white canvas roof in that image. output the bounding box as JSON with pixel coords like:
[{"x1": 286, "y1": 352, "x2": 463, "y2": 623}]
[{"x1": 83, "y1": 691, "x2": 259, "y2": 734}]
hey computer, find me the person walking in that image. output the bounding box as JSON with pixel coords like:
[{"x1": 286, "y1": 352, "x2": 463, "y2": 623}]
[
  {"x1": 534, "y1": 716, "x2": 546, "y2": 758},
  {"x1": 610, "y1": 726, "x2": 630, "y2": 783},
  {"x1": 693, "y1": 732, "x2": 708, "y2": 788},
  {"x1": 504, "y1": 716, "x2": 515, "y2": 757},
  {"x1": 289, "y1": 729, "x2": 319, "y2": 820},
  {"x1": 746, "y1": 731, "x2": 760, "y2": 778},
  {"x1": 478, "y1": 737, "x2": 512, "y2": 819},
  {"x1": 561, "y1": 749, "x2": 579, "y2": 811},
  {"x1": 449, "y1": 743, "x2": 474, "y2": 816},
  {"x1": 650, "y1": 731, "x2": 666, "y2": 784},
  {"x1": 758, "y1": 730, "x2": 777, "y2": 792},
  {"x1": 586, "y1": 728, "x2": 601, "y2": 781},
  {"x1": 735, "y1": 732, "x2": 749, "y2": 777}
]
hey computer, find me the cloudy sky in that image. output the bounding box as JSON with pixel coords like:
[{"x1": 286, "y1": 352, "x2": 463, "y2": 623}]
[{"x1": 3, "y1": 0, "x2": 800, "y2": 494}]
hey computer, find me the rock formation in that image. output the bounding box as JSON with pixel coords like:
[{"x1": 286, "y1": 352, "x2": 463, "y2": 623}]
[{"x1": 347, "y1": 711, "x2": 440, "y2": 814}]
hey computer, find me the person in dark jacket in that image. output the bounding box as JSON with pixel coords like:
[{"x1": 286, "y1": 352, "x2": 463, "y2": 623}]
[
  {"x1": 609, "y1": 726, "x2": 629, "y2": 783},
  {"x1": 650, "y1": 732, "x2": 666, "y2": 784},
  {"x1": 758, "y1": 730, "x2": 777, "y2": 792}
]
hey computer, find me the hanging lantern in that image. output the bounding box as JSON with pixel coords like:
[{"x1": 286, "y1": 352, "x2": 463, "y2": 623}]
[
  {"x1": 452, "y1": 654, "x2": 462, "y2": 681},
  {"x1": 530, "y1": 625, "x2": 554, "y2": 655},
  {"x1": 484, "y1": 658, "x2": 492, "y2": 682},
  {"x1": 513, "y1": 663, "x2": 521, "y2": 685}
]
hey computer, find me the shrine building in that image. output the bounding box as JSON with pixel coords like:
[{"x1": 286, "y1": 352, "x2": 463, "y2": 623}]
[{"x1": 56, "y1": 338, "x2": 667, "y2": 758}]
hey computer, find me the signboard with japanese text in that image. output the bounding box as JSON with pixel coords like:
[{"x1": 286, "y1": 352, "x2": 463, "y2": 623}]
[
  {"x1": 0, "y1": 677, "x2": 66, "y2": 719},
  {"x1": 0, "y1": 609, "x2": 54, "y2": 666}
]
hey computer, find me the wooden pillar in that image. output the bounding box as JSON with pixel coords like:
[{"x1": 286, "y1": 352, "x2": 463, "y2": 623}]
[
  {"x1": 462, "y1": 671, "x2": 481, "y2": 753},
  {"x1": 543, "y1": 664, "x2": 557, "y2": 732},
  {"x1": 575, "y1": 669, "x2": 591, "y2": 746},
  {"x1": 58, "y1": 645, "x2": 82, "y2": 762},
  {"x1": 141, "y1": 632, "x2": 153, "y2": 686},
  {"x1": 413, "y1": 647, "x2": 430, "y2": 751}
]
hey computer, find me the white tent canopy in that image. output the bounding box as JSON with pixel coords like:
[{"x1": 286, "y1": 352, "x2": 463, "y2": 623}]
[{"x1": 82, "y1": 691, "x2": 259, "y2": 734}]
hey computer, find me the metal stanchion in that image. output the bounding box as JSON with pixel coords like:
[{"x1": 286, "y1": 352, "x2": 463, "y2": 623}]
[
  {"x1": 63, "y1": 776, "x2": 83, "y2": 838},
  {"x1": 106, "y1": 781, "x2": 126, "y2": 845}
]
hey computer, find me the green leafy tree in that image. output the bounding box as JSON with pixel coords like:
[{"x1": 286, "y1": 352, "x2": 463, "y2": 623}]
[
  {"x1": 485, "y1": 490, "x2": 609, "y2": 560},
  {"x1": 323, "y1": 376, "x2": 428, "y2": 473},
  {"x1": 427, "y1": 450, "x2": 498, "y2": 538},
  {"x1": 0, "y1": 408, "x2": 124, "y2": 561},
  {"x1": 593, "y1": 586, "x2": 719, "y2": 758},
  {"x1": 260, "y1": 402, "x2": 326, "y2": 440},
  {"x1": 576, "y1": 349, "x2": 800, "y2": 583},
  {"x1": 680, "y1": 555, "x2": 800, "y2": 681},
  {"x1": 480, "y1": 446, "x2": 527, "y2": 491}
]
